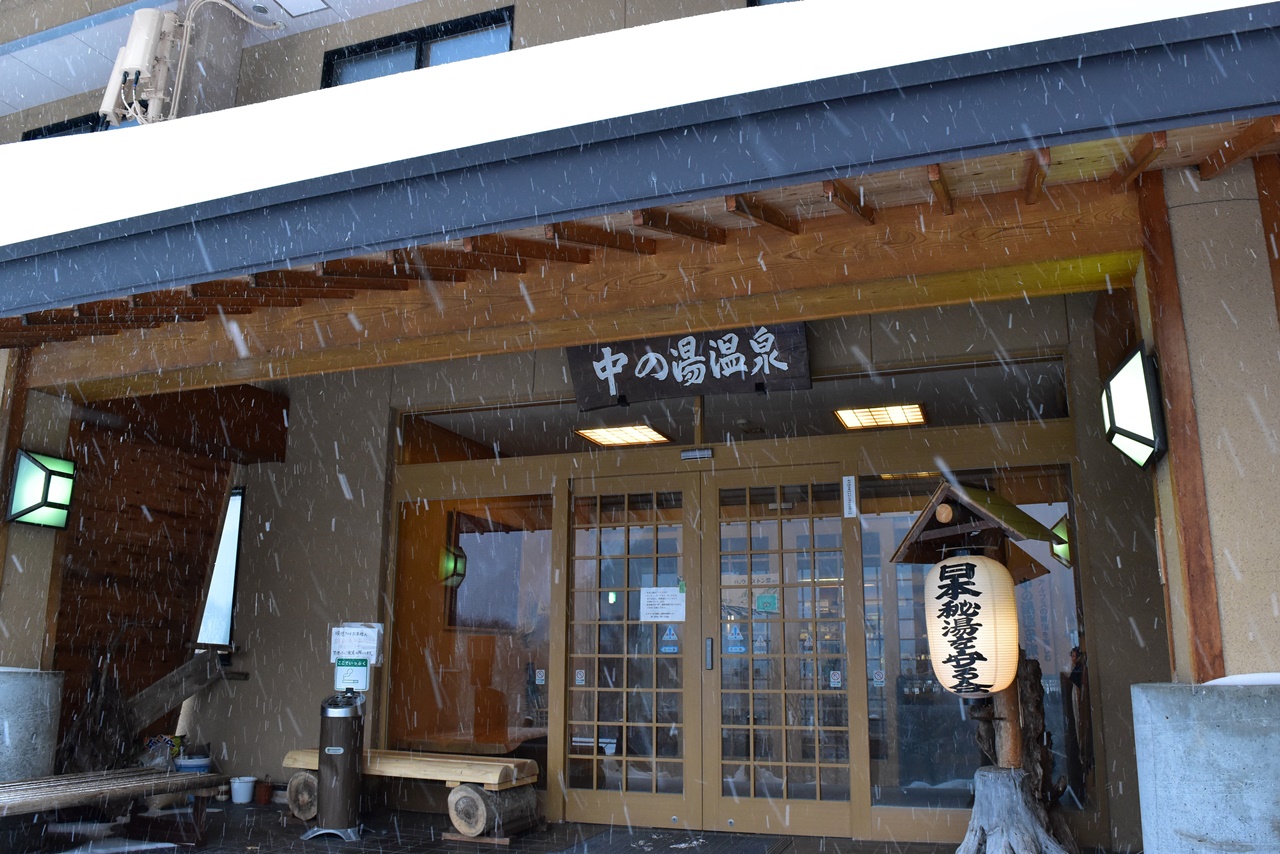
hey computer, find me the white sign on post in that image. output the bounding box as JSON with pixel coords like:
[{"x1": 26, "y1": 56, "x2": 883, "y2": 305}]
[
  {"x1": 330, "y1": 623, "x2": 383, "y2": 665},
  {"x1": 639, "y1": 587, "x2": 686, "y2": 622},
  {"x1": 842, "y1": 476, "x2": 859, "y2": 519}
]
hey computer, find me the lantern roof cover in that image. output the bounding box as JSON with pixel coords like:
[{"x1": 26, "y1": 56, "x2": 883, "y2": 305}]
[{"x1": 888, "y1": 480, "x2": 1065, "y2": 582}]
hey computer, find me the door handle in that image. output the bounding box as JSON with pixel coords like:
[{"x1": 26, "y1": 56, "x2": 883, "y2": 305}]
[{"x1": 705, "y1": 637, "x2": 714, "y2": 671}]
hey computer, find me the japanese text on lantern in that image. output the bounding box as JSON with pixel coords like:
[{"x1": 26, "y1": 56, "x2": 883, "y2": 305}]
[{"x1": 934, "y1": 561, "x2": 992, "y2": 694}]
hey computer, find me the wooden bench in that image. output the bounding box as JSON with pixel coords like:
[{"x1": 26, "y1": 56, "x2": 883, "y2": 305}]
[
  {"x1": 283, "y1": 748, "x2": 539, "y2": 842},
  {"x1": 0, "y1": 768, "x2": 229, "y2": 845}
]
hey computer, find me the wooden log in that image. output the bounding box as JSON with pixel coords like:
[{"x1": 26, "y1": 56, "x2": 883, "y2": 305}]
[
  {"x1": 956, "y1": 768, "x2": 1069, "y2": 854},
  {"x1": 446, "y1": 783, "x2": 537, "y2": 839},
  {"x1": 286, "y1": 771, "x2": 318, "y2": 821}
]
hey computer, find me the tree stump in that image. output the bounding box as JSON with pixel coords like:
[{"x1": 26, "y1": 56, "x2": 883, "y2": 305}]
[
  {"x1": 286, "y1": 771, "x2": 318, "y2": 821},
  {"x1": 956, "y1": 768, "x2": 1070, "y2": 854},
  {"x1": 446, "y1": 784, "x2": 537, "y2": 838}
]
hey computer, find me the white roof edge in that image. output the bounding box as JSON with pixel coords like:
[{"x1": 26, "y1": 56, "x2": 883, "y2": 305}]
[{"x1": 0, "y1": 0, "x2": 1262, "y2": 249}]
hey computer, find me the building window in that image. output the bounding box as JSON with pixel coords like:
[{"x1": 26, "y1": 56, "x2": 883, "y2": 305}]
[
  {"x1": 322, "y1": 8, "x2": 513, "y2": 88},
  {"x1": 196, "y1": 488, "x2": 244, "y2": 647},
  {"x1": 21, "y1": 114, "x2": 101, "y2": 141}
]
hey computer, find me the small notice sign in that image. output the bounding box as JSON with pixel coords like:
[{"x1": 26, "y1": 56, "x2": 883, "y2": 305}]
[
  {"x1": 639, "y1": 587, "x2": 686, "y2": 622},
  {"x1": 331, "y1": 623, "x2": 383, "y2": 665},
  {"x1": 842, "y1": 476, "x2": 859, "y2": 519},
  {"x1": 536, "y1": 669, "x2": 546, "y2": 686},
  {"x1": 334, "y1": 657, "x2": 370, "y2": 692},
  {"x1": 660, "y1": 625, "x2": 680, "y2": 653}
]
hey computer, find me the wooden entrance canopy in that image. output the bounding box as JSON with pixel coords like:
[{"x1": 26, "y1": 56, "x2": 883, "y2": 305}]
[{"x1": 9, "y1": 119, "x2": 1280, "y2": 402}]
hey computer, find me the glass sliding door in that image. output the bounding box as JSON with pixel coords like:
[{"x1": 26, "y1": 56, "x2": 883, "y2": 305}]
[{"x1": 564, "y1": 476, "x2": 704, "y2": 828}]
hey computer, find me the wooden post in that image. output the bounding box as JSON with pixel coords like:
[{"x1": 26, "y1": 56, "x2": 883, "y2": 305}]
[{"x1": 993, "y1": 684, "x2": 1023, "y2": 768}]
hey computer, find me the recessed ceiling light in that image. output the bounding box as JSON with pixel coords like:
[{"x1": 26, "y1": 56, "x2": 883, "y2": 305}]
[
  {"x1": 250, "y1": 3, "x2": 270, "y2": 14},
  {"x1": 576, "y1": 425, "x2": 670, "y2": 447},
  {"x1": 274, "y1": 0, "x2": 330, "y2": 17},
  {"x1": 835, "y1": 404, "x2": 926, "y2": 430}
]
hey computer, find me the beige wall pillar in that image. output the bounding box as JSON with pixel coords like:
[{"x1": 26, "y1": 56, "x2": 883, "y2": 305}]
[{"x1": 1160, "y1": 163, "x2": 1280, "y2": 676}]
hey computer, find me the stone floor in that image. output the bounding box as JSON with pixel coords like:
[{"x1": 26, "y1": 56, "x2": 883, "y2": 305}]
[{"x1": 32, "y1": 803, "x2": 960, "y2": 854}]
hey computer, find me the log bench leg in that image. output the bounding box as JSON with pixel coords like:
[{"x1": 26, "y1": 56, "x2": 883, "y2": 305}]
[{"x1": 443, "y1": 784, "x2": 538, "y2": 843}]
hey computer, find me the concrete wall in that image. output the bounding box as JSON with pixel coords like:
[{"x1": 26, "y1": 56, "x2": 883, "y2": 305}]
[
  {"x1": 0, "y1": 392, "x2": 74, "y2": 669},
  {"x1": 1132, "y1": 682, "x2": 1280, "y2": 852},
  {"x1": 186, "y1": 370, "x2": 394, "y2": 778},
  {"x1": 1163, "y1": 163, "x2": 1280, "y2": 676},
  {"x1": 1064, "y1": 293, "x2": 1172, "y2": 850}
]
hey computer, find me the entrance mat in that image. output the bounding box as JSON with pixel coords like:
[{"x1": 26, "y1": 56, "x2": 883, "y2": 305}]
[{"x1": 555, "y1": 827, "x2": 791, "y2": 854}]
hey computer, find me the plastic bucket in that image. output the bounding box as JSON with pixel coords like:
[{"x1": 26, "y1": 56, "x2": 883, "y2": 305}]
[
  {"x1": 174, "y1": 757, "x2": 211, "y2": 773},
  {"x1": 230, "y1": 776, "x2": 256, "y2": 804}
]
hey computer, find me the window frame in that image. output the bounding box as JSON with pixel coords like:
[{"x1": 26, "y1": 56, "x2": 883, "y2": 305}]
[
  {"x1": 320, "y1": 7, "x2": 514, "y2": 89},
  {"x1": 195, "y1": 486, "x2": 246, "y2": 649},
  {"x1": 21, "y1": 113, "x2": 102, "y2": 141}
]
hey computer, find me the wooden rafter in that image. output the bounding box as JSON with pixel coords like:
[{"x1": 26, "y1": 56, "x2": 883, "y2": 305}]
[
  {"x1": 257, "y1": 270, "x2": 412, "y2": 292},
  {"x1": 544, "y1": 222, "x2": 658, "y2": 254},
  {"x1": 464, "y1": 234, "x2": 593, "y2": 264},
  {"x1": 1199, "y1": 116, "x2": 1280, "y2": 181},
  {"x1": 632, "y1": 208, "x2": 728, "y2": 244},
  {"x1": 131, "y1": 291, "x2": 304, "y2": 310},
  {"x1": 822, "y1": 180, "x2": 876, "y2": 225},
  {"x1": 725, "y1": 194, "x2": 800, "y2": 234},
  {"x1": 321, "y1": 258, "x2": 468, "y2": 282},
  {"x1": 195, "y1": 280, "x2": 359, "y2": 301},
  {"x1": 390, "y1": 247, "x2": 527, "y2": 274},
  {"x1": 1109, "y1": 131, "x2": 1167, "y2": 194},
  {"x1": 24, "y1": 182, "x2": 1140, "y2": 397},
  {"x1": 927, "y1": 164, "x2": 954, "y2": 215},
  {"x1": 1024, "y1": 148, "x2": 1051, "y2": 205}
]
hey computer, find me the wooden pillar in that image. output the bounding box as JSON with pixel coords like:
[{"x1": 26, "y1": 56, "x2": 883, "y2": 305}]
[
  {"x1": 1254, "y1": 154, "x2": 1280, "y2": 325},
  {"x1": 1135, "y1": 172, "x2": 1225, "y2": 682},
  {"x1": 0, "y1": 349, "x2": 30, "y2": 602}
]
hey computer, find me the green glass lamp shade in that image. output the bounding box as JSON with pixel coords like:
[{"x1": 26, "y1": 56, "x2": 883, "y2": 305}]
[
  {"x1": 441, "y1": 545, "x2": 467, "y2": 587},
  {"x1": 7, "y1": 450, "x2": 76, "y2": 528}
]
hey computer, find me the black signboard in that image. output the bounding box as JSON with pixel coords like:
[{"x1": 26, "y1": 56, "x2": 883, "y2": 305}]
[{"x1": 566, "y1": 323, "x2": 811, "y2": 410}]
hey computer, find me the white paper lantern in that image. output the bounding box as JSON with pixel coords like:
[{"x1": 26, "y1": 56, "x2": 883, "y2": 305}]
[{"x1": 924, "y1": 554, "x2": 1019, "y2": 695}]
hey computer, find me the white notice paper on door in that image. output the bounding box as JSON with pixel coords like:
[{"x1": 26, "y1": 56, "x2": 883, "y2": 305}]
[{"x1": 639, "y1": 587, "x2": 686, "y2": 622}]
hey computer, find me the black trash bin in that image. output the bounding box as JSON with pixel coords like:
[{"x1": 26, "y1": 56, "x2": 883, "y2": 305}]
[{"x1": 301, "y1": 688, "x2": 364, "y2": 841}]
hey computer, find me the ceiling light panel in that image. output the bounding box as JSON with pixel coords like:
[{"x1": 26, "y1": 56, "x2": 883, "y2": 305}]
[
  {"x1": 835, "y1": 404, "x2": 926, "y2": 430},
  {"x1": 576, "y1": 425, "x2": 670, "y2": 447}
]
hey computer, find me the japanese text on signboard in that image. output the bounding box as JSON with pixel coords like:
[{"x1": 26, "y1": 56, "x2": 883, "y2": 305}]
[
  {"x1": 934, "y1": 561, "x2": 992, "y2": 694},
  {"x1": 566, "y1": 324, "x2": 810, "y2": 410}
]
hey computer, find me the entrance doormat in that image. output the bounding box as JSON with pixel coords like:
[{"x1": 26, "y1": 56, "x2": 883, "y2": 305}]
[{"x1": 554, "y1": 828, "x2": 792, "y2": 854}]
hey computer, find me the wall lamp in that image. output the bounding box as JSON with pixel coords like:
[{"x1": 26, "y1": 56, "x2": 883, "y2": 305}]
[
  {"x1": 7, "y1": 450, "x2": 76, "y2": 529},
  {"x1": 1101, "y1": 344, "x2": 1167, "y2": 469}
]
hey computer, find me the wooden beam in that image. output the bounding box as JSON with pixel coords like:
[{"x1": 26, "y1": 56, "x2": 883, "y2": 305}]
[
  {"x1": 1024, "y1": 148, "x2": 1051, "y2": 205},
  {"x1": 0, "y1": 348, "x2": 29, "y2": 597},
  {"x1": 464, "y1": 234, "x2": 593, "y2": 264},
  {"x1": 632, "y1": 209, "x2": 728, "y2": 244},
  {"x1": 1199, "y1": 116, "x2": 1280, "y2": 182},
  {"x1": 24, "y1": 306, "x2": 211, "y2": 325},
  {"x1": 1137, "y1": 171, "x2": 1225, "y2": 682},
  {"x1": 0, "y1": 317, "x2": 150, "y2": 336},
  {"x1": 1109, "y1": 132, "x2": 1167, "y2": 194},
  {"x1": 927, "y1": 164, "x2": 954, "y2": 215},
  {"x1": 86, "y1": 384, "x2": 289, "y2": 464},
  {"x1": 822, "y1": 180, "x2": 876, "y2": 225},
  {"x1": 390, "y1": 247, "x2": 526, "y2": 274},
  {"x1": 130, "y1": 292, "x2": 297, "y2": 311},
  {"x1": 325, "y1": 258, "x2": 467, "y2": 282},
  {"x1": 544, "y1": 222, "x2": 657, "y2": 254},
  {"x1": 192, "y1": 280, "x2": 358, "y2": 301},
  {"x1": 725, "y1": 194, "x2": 800, "y2": 234},
  {"x1": 1255, "y1": 154, "x2": 1280, "y2": 326},
  {"x1": 25, "y1": 182, "x2": 1140, "y2": 398}
]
